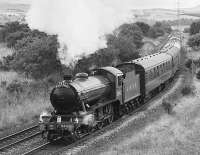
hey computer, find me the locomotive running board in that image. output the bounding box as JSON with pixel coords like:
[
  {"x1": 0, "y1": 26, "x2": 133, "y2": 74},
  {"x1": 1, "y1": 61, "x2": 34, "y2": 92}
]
[{"x1": 89, "y1": 99, "x2": 118, "y2": 111}]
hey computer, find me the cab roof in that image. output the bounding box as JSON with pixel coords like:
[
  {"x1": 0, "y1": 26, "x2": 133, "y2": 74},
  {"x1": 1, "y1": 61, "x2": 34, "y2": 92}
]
[{"x1": 100, "y1": 66, "x2": 123, "y2": 76}]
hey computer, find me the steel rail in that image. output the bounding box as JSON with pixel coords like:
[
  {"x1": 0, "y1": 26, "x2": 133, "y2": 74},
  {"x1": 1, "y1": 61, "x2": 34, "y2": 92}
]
[
  {"x1": 0, "y1": 125, "x2": 38, "y2": 142},
  {"x1": 0, "y1": 131, "x2": 41, "y2": 151}
]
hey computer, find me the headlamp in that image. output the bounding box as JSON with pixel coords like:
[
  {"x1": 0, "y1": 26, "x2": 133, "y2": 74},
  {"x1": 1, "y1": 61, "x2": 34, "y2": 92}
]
[
  {"x1": 39, "y1": 111, "x2": 51, "y2": 123},
  {"x1": 74, "y1": 117, "x2": 79, "y2": 124}
]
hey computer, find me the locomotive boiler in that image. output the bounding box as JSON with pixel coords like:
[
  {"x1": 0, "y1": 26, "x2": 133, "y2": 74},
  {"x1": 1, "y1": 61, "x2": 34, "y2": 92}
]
[{"x1": 50, "y1": 73, "x2": 113, "y2": 114}]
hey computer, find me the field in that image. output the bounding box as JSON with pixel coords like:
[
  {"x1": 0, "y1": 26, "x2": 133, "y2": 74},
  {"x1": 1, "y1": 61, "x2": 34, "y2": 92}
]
[{"x1": 0, "y1": 2, "x2": 29, "y2": 24}]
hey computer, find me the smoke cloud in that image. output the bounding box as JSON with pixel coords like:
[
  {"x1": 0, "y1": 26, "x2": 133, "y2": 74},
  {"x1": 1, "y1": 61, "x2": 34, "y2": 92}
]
[{"x1": 26, "y1": 0, "x2": 133, "y2": 64}]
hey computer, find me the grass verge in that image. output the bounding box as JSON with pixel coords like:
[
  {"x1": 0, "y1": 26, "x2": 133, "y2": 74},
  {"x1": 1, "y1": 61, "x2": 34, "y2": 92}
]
[{"x1": 0, "y1": 71, "x2": 52, "y2": 134}]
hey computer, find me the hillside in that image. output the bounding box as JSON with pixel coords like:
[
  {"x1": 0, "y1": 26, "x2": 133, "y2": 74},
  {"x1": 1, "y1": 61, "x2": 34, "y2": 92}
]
[
  {"x1": 0, "y1": 2, "x2": 29, "y2": 13},
  {"x1": 179, "y1": 5, "x2": 200, "y2": 18},
  {"x1": 183, "y1": 5, "x2": 200, "y2": 13},
  {"x1": 0, "y1": 1, "x2": 199, "y2": 25},
  {"x1": 0, "y1": 2, "x2": 29, "y2": 24},
  {"x1": 131, "y1": 5, "x2": 200, "y2": 24}
]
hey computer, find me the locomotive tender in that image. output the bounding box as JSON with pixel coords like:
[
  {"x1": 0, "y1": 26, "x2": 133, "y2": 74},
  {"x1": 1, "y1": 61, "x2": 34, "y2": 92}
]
[{"x1": 39, "y1": 33, "x2": 181, "y2": 141}]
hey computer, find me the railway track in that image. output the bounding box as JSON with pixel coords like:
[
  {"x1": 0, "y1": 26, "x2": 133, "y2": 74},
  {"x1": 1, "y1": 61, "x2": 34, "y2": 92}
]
[
  {"x1": 0, "y1": 125, "x2": 40, "y2": 153},
  {"x1": 20, "y1": 102, "x2": 155, "y2": 155}
]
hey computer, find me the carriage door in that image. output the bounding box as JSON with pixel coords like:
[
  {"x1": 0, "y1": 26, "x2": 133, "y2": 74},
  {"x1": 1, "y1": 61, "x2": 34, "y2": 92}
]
[{"x1": 116, "y1": 74, "x2": 124, "y2": 104}]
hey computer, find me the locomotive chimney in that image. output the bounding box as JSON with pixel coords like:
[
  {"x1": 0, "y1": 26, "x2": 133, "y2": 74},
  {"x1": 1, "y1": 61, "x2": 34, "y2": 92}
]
[
  {"x1": 63, "y1": 74, "x2": 73, "y2": 82},
  {"x1": 75, "y1": 73, "x2": 89, "y2": 79}
]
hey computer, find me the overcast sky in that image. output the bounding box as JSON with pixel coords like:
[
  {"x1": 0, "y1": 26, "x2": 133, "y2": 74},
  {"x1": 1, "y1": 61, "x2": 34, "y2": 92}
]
[{"x1": 0, "y1": 0, "x2": 199, "y2": 9}]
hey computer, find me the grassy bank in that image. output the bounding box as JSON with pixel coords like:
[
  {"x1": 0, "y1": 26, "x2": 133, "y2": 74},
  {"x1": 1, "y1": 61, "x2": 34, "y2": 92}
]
[{"x1": 0, "y1": 71, "x2": 52, "y2": 131}]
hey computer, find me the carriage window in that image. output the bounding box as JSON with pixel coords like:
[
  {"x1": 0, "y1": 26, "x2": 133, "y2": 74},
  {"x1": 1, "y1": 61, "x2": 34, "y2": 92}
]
[
  {"x1": 118, "y1": 75, "x2": 123, "y2": 86},
  {"x1": 160, "y1": 65, "x2": 162, "y2": 73},
  {"x1": 154, "y1": 68, "x2": 156, "y2": 77},
  {"x1": 149, "y1": 71, "x2": 151, "y2": 80},
  {"x1": 150, "y1": 70, "x2": 153, "y2": 79},
  {"x1": 166, "y1": 62, "x2": 168, "y2": 70},
  {"x1": 162, "y1": 64, "x2": 165, "y2": 72},
  {"x1": 168, "y1": 61, "x2": 170, "y2": 69},
  {"x1": 145, "y1": 72, "x2": 148, "y2": 81},
  {"x1": 167, "y1": 62, "x2": 169, "y2": 70},
  {"x1": 147, "y1": 71, "x2": 150, "y2": 81},
  {"x1": 157, "y1": 66, "x2": 159, "y2": 76}
]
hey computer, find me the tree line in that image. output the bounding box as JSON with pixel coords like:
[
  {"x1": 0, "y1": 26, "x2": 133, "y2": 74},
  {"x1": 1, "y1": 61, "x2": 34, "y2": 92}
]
[
  {"x1": 187, "y1": 20, "x2": 200, "y2": 49},
  {"x1": 0, "y1": 22, "x2": 62, "y2": 79},
  {"x1": 0, "y1": 21, "x2": 172, "y2": 80}
]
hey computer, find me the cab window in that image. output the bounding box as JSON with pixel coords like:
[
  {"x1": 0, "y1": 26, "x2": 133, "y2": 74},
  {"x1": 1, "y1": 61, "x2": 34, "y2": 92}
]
[{"x1": 118, "y1": 75, "x2": 123, "y2": 86}]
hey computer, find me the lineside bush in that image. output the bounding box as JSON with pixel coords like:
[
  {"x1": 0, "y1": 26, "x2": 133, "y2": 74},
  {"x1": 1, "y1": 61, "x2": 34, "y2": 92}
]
[
  {"x1": 196, "y1": 70, "x2": 200, "y2": 79},
  {"x1": 185, "y1": 59, "x2": 192, "y2": 69},
  {"x1": 181, "y1": 85, "x2": 194, "y2": 96}
]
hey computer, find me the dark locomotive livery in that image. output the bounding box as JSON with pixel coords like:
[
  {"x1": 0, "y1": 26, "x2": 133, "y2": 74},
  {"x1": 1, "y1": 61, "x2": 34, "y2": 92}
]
[{"x1": 39, "y1": 33, "x2": 181, "y2": 141}]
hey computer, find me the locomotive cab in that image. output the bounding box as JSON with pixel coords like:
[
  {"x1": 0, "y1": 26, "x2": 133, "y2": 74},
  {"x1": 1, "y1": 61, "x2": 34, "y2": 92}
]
[{"x1": 92, "y1": 67, "x2": 125, "y2": 104}]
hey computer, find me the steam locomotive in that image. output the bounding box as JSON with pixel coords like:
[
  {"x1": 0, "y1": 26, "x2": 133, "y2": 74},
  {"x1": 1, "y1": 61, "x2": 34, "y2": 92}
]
[{"x1": 39, "y1": 33, "x2": 181, "y2": 141}]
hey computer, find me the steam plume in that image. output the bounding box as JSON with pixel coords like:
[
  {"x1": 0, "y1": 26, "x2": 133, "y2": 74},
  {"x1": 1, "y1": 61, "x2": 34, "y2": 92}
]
[{"x1": 26, "y1": 0, "x2": 133, "y2": 64}]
